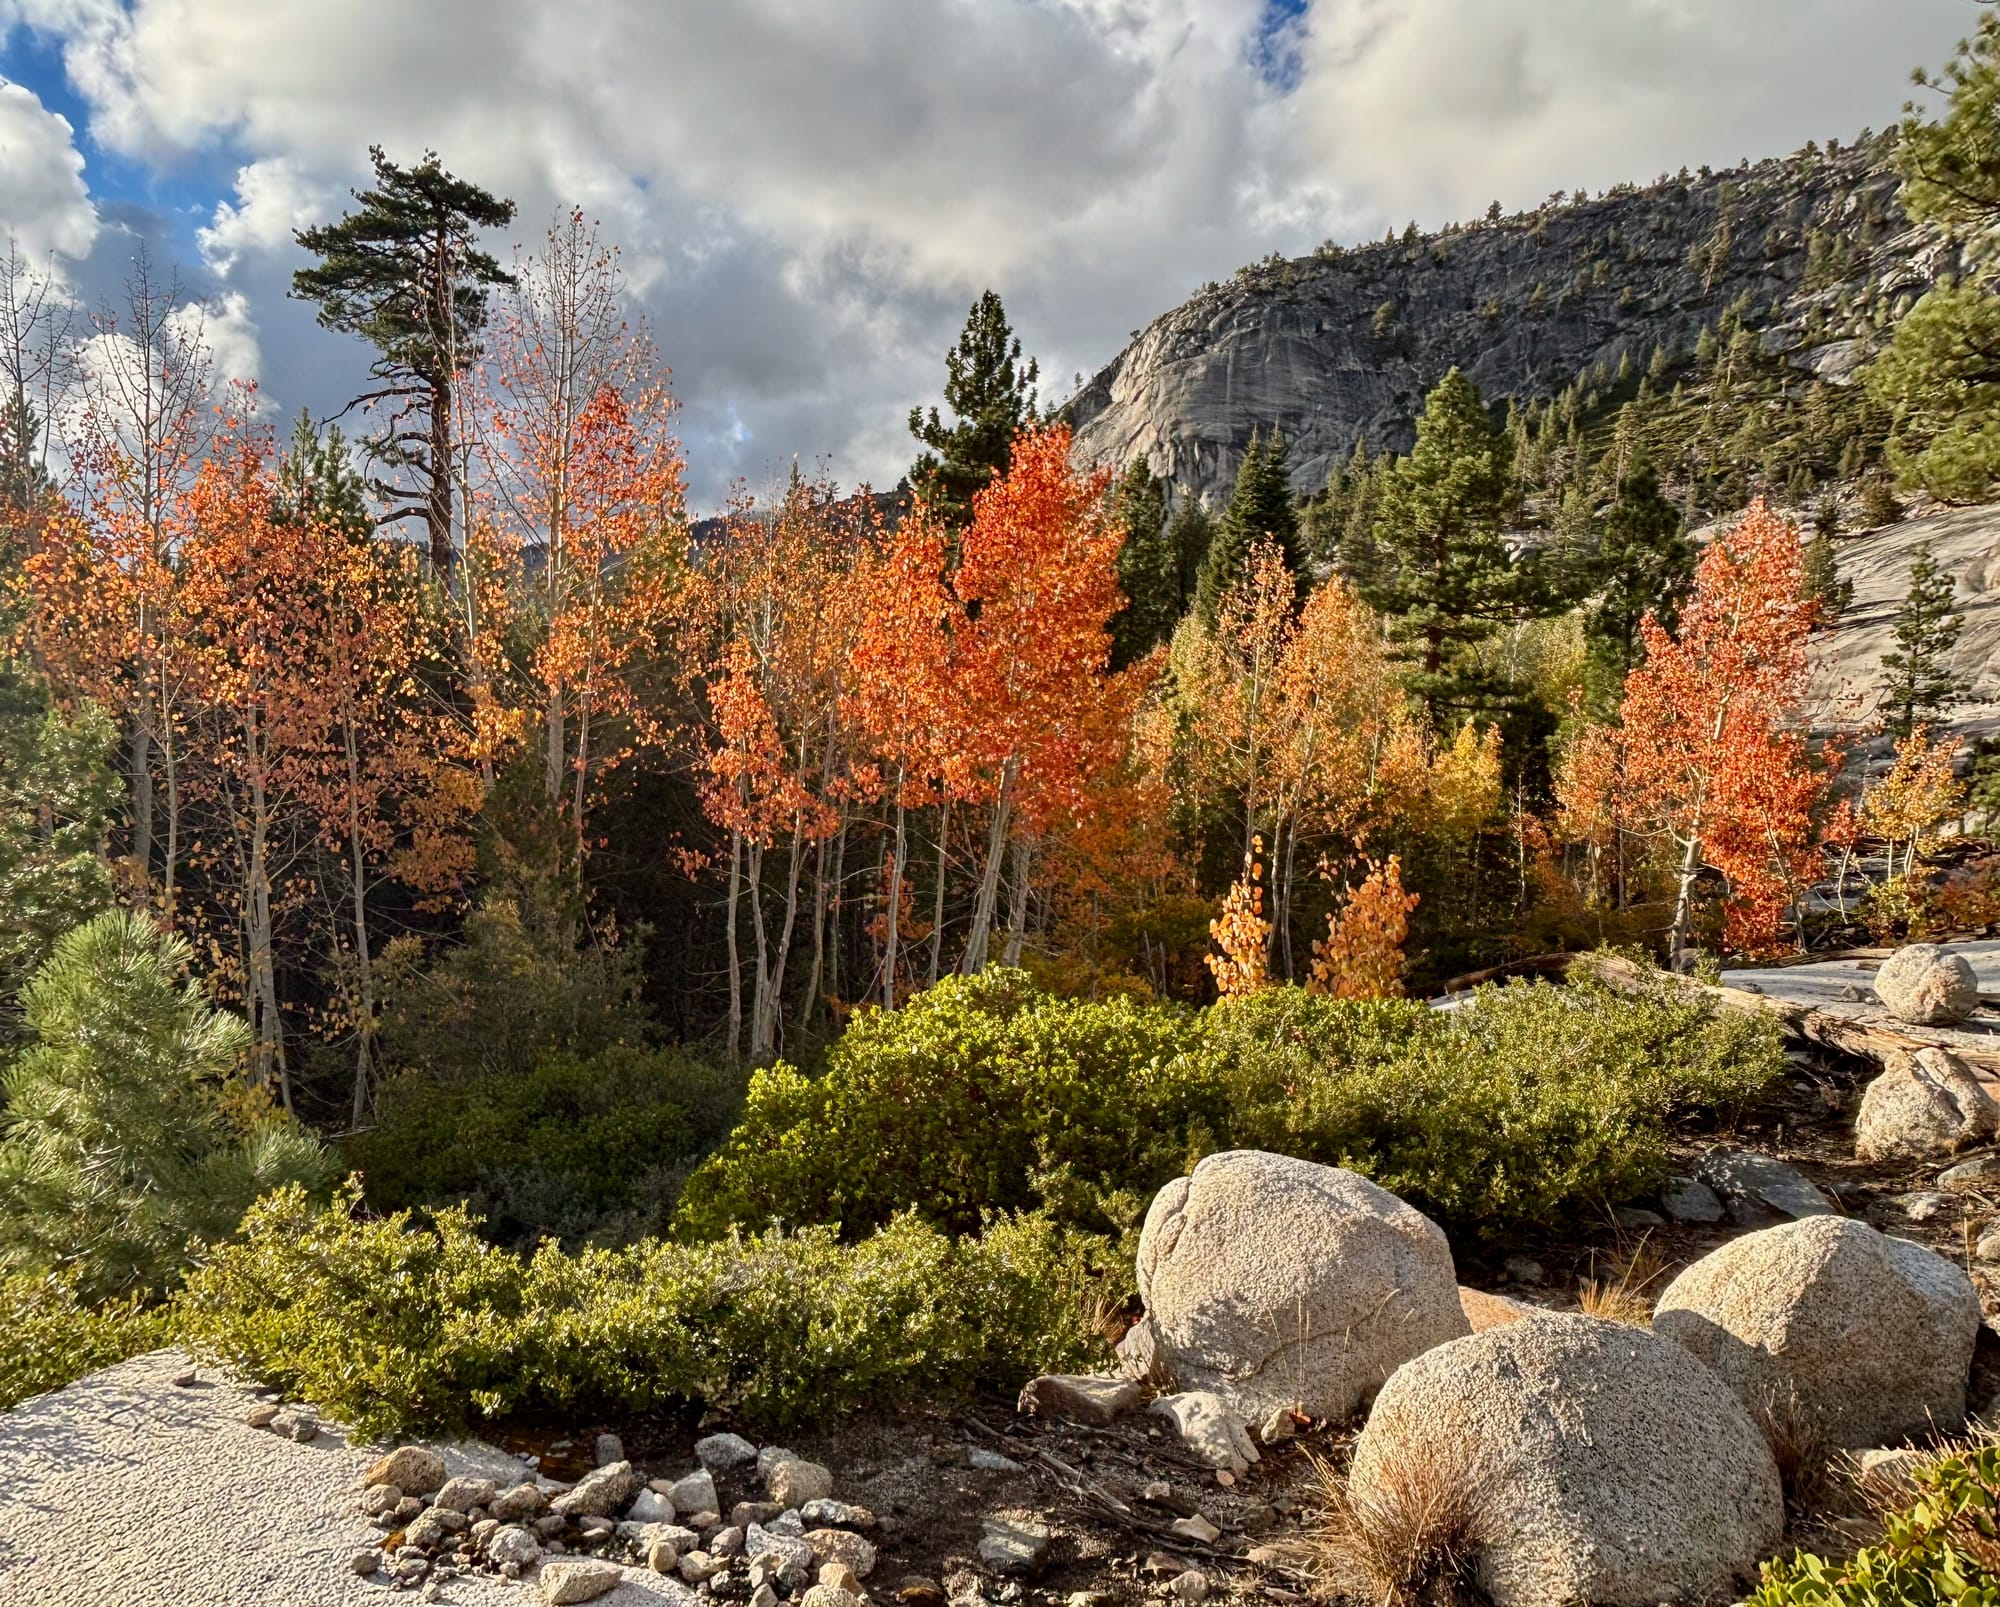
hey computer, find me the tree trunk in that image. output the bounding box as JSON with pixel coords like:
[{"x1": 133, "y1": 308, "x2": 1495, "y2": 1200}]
[
  {"x1": 799, "y1": 830, "x2": 830, "y2": 1037},
  {"x1": 883, "y1": 779, "x2": 907, "y2": 1009},
  {"x1": 928, "y1": 799, "x2": 951, "y2": 986},
  {"x1": 725, "y1": 826, "x2": 743, "y2": 1064},
  {"x1": 754, "y1": 822, "x2": 806, "y2": 1059},
  {"x1": 1002, "y1": 835, "x2": 1033, "y2": 968},
  {"x1": 960, "y1": 757, "x2": 1018, "y2": 977},
  {"x1": 344, "y1": 717, "x2": 378, "y2": 1127}
]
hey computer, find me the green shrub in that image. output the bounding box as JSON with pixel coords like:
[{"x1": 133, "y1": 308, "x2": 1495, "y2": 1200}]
[
  {"x1": 0, "y1": 1273, "x2": 169, "y2": 1409},
  {"x1": 1211, "y1": 972, "x2": 1785, "y2": 1239},
  {"x1": 674, "y1": 969, "x2": 1220, "y2": 1243},
  {"x1": 1753, "y1": 1443, "x2": 2000, "y2": 1607},
  {"x1": 346, "y1": 1045, "x2": 746, "y2": 1248},
  {"x1": 0, "y1": 911, "x2": 333, "y2": 1299},
  {"x1": 676, "y1": 966, "x2": 1782, "y2": 1250},
  {"x1": 176, "y1": 1180, "x2": 1114, "y2": 1439}
]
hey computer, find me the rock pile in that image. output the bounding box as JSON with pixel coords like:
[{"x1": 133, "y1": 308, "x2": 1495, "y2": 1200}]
[{"x1": 351, "y1": 1430, "x2": 870, "y2": 1605}]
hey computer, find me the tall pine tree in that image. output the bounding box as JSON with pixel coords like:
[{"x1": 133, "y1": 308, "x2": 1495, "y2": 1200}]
[
  {"x1": 292, "y1": 146, "x2": 516, "y2": 573},
  {"x1": 1108, "y1": 456, "x2": 1175, "y2": 666},
  {"x1": 908, "y1": 290, "x2": 1039, "y2": 530},
  {"x1": 1578, "y1": 463, "x2": 1695, "y2": 702},
  {"x1": 1196, "y1": 428, "x2": 1303, "y2": 623},
  {"x1": 1358, "y1": 369, "x2": 1521, "y2": 715},
  {"x1": 1880, "y1": 543, "x2": 1967, "y2": 736},
  {"x1": 1165, "y1": 497, "x2": 1215, "y2": 619}
]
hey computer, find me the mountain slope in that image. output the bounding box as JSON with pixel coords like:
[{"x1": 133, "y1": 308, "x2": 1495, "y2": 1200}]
[{"x1": 1068, "y1": 133, "x2": 1943, "y2": 506}]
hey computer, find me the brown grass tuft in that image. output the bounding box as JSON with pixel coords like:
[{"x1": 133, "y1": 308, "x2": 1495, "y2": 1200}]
[
  {"x1": 1577, "y1": 1235, "x2": 1664, "y2": 1327},
  {"x1": 1295, "y1": 1442, "x2": 1494, "y2": 1607},
  {"x1": 1758, "y1": 1383, "x2": 1834, "y2": 1515}
]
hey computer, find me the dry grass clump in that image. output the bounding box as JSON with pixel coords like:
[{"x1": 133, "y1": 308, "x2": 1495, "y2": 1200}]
[
  {"x1": 1294, "y1": 1442, "x2": 1494, "y2": 1607},
  {"x1": 1758, "y1": 1383, "x2": 1835, "y2": 1515},
  {"x1": 1577, "y1": 1235, "x2": 1665, "y2": 1326}
]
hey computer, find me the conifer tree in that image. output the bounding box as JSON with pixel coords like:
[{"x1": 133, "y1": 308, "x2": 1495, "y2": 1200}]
[
  {"x1": 1799, "y1": 525, "x2": 1853, "y2": 627},
  {"x1": 1358, "y1": 369, "x2": 1522, "y2": 714},
  {"x1": 1879, "y1": 544, "x2": 1967, "y2": 737},
  {"x1": 908, "y1": 290, "x2": 1039, "y2": 530},
  {"x1": 1579, "y1": 464, "x2": 1695, "y2": 696},
  {"x1": 1196, "y1": 428, "x2": 1302, "y2": 623},
  {"x1": 1108, "y1": 456, "x2": 1175, "y2": 666},
  {"x1": 1165, "y1": 497, "x2": 1215, "y2": 617},
  {"x1": 291, "y1": 146, "x2": 517, "y2": 573}
]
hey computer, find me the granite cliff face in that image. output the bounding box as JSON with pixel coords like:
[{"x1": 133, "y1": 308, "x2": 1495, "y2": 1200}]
[{"x1": 1067, "y1": 136, "x2": 1945, "y2": 506}]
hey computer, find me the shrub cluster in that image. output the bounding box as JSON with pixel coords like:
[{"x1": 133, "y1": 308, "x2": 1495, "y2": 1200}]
[
  {"x1": 678, "y1": 966, "x2": 1783, "y2": 1248},
  {"x1": 0, "y1": 1273, "x2": 170, "y2": 1410},
  {"x1": 1752, "y1": 1443, "x2": 2000, "y2": 1607},
  {"x1": 346, "y1": 1045, "x2": 747, "y2": 1248},
  {"x1": 175, "y1": 1180, "x2": 1117, "y2": 1439}
]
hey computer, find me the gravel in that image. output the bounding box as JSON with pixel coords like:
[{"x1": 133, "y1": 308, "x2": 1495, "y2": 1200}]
[{"x1": 0, "y1": 1347, "x2": 695, "y2": 1606}]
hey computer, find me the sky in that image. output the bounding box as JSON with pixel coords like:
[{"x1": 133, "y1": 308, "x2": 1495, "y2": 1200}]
[{"x1": 0, "y1": 0, "x2": 1977, "y2": 512}]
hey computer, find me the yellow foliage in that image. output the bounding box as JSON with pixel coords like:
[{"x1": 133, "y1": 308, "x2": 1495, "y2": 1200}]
[
  {"x1": 1207, "y1": 836, "x2": 1271, "y2": 1001},
  {"x1": 1309, "y1": 855, "x2": 1420, "y2": 999}
]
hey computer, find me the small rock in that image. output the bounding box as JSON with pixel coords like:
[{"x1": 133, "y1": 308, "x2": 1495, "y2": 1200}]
[
  {"x1": 405, "y1": 1512, "x2": 451, "y2": 1549},
  {"x1": 268, "y1": 1406, "x2": 320, "y2": 1443},
  {"x1": 801, "y1": 1588, "x2": 864, "y2": 1607},
  {"x1": 821, "y1": 1562, "x2": 865, "y2": 1595},
  {"x1": 806, "y1": 1527, "x2": 877, "y2": 1578},
  {"x1": 172, "y1": 1367, "x2": 198, "y2": 1388},
  {"x1": 757, "y1": 1445, "x2": 802, "y2": 1478},
  {"x1": 395, "y1": 1555, "x2": 431, "y2": 1582},
  {"x1": 1894, "y1": 1189, "x2": 1954, "y2": 1222},
  {"x1": 577, "y1": 1513, "x2": 615, "y2": 1537},
  {"x1": 471, "y1": 1518, "x2": 501, "y2": 1547},
  {"x1": 367, "y1": 1447, "x2": 450, "y2": 1497},
  {"x1": 698, "y1": 1431, "x2": 760, "y2": 1471},
  {"x1": 1659, "y1": 1176, "x2": 1725, "y2": 1223},
  {"x1": 435, "y1": 1476, "x2": 497, "y2": 1513},
  {"x1": 1502, "y1": 1255, "x2": 1546, "y2": 1285},
  {"x1": 1695, "y1": 1147, "x2": 1834, "y2": 1226},
  {"x1": 1613, "y1": 1206, "x2": 1667, "y2": 1229},
  {"x1": 244, "y1": 1403, "x2": 281, "y2": 1429},
  {"x1": 535, "y1": 1513, "x2": 570, "y2": 1538},
  {"x1": 552, "y1": 1460, "x2": 643, "y2": 1519},
  {"x1": 1875, "y1": 943, "x2": 1981, "y2": 1026},
  {"x1": 350, "y1": 1548, "x2": 383, "y2": 1576},
  {"x1": 1255, "y1": 1406, "x2": 1296, "y2": 1447},
  {"x1": 896, "y1": 1577, "x2": 945, "y2": 1606},
  {"x1": 1246, "y1": 1545, "x2": 1286, "y2": 1568},
  {"x1": 628, "y1": 1488, "x2": 676, "y2": 1524},
  {"x1": 680, "y1": 1551, "x2": 723, "y2": 1584},
  {"x1": 746, "y1": 1522, "x2": 817, "y2": 1591},
  {"x1": 1170, "y1": 1569, "x2": 1209, "y2": 1604},
  {"x1": 421, "y1": 1583, "x2": 443, "y2": 1604},
  {"x1": 732, "y1": 1501, "x2": 785, "y2": 1530},
  {"x1": 1977, "y1": 1229, "x2": 2000, "y2": 1263},
  {"x1": 1170, "y1": 1514, "x2": 1221, "y2": 1544},
  {"x1": 594, "y1": 1433, "x2": 625, "y2": 1467},
  {"x1": 391, "y1": 1496, "x2": 425, "y2": 1526},
  {"x1": 1151, "y1": 1392, "x2": 1259, "y2": 1476},
  {"x1": 967, "y1": 1448, "x2": 1022, "y2": 1473},
  {"x1": 363, "y1": 1482, "x2": 405, "y2": 1518},
  {"x1": 1854, "y1": 1447, "x2": 1928, "y2": 1501},
  {"x1": 768, "y1": 1458, "x2": 834, "y2": 1507},
  {"x1": 671, "y1": 1467, "x2": 720, "y2": 1517},
  {"x1": 1068, "y1": 1593, "x2": 1112, "y2": 1607},
  {"x1": 712, "y1": 1525, "x2": 747, "y2": 1557},
  {"x1": 1459, "y1": 1287, "x2": 1535, "y2": 1333},
  {"x1": 1942, "y1": 1156, "x2": 2000, "y2": 1191},
  {"x1": 1015, "y1": 1374, "x2": 1143, "y2": 1427},
  {"x1": 649, "y1": 1536, "x2": 680, "y2": 1573},
  {"x1": 799, "y1": 1499, "x2": 876, "y2": 1530},
  {"x1": 767, "y1": 1510, "x2": 807, "y2": 1538},
  {"x1": 539, "y1": 1558, "x2": 624, "y2": 1604},
  {"x1": 751, "y1": 1585, "x2": 781, "y2": 1607},
  {"x1": 490, "y1": 1482, "x2": 546, "y2": 1522},
  {"x1": 977, "y1": 1519, "x2": 1050, "y2": 1579}
]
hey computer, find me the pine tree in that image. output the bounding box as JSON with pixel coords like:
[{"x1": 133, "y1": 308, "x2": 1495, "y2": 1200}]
[
  {"x1": 1799, "y1": 526, "x2": 1853, "y2": 627},
  {"x1": 1196, "y1": 428, "x2": 1302, "y2": 623},
  {"x1": 908, "y1": 290, "x2": 1039, "y2": 530},
  {"x1": 291, "y1": 146, "x2": 517, "y2": 574},
  {"x1": 1358, "y1": 369, "x2": 1522, "y2": 714},
  {"x1": 1108, "y1": 456, "x2": 1175, "y2": 666},
  {"x1": 1879, "y1": 544, "x2": 1967, "y2": 737},
  {"x1": 0, "y1": 390, "x2": 54, "y2": 520},
  {"x1": 1578, "y1": 464, "x2": 1695, "y2": 697},
  {"x1": 275, "y1": 409, "x2": 372, "y2": 537},
  {"x1": 1165, "y1": 497, "x2": 1215, "y2": 616}
]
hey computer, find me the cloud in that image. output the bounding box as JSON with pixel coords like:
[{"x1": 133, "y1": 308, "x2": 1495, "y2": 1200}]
[
  {"x1": 6, "y1": 0, "x2": 1976, "y2": 505},
  {"x1": 0, "y1": 78, "x2": 97, "y2": 262}
]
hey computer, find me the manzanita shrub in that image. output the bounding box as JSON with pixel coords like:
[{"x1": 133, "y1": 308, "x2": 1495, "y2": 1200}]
[
  {"x1": 0, "y1": 1273, "x2": 170, "y2": 1411},
  {"x1": 174, "y1": 1180, "x2": 1116, "y2": 1439},
  {"x1": 1753, "y1": 1445, "x2": 2000, "y2": 1607}
]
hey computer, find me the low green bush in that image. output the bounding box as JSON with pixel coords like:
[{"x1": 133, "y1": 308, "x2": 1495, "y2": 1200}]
[
  {"x1": 345, "y1": 1046, "x2": 746, "y2": 1248},
  {"x1": 674, "y1": 968, "x2": 1220, "y2": 1243},
  {"x1": 0, "y1": 1273, "x2": 169, "y2": 1410},
  {"x1": 676, "y1": 966, "x2": 1783, "y2": 1249},
  {"x1": 175, "y1": 1180, "x2": 1116, "y2": 1439},
  {"x1": 1753, "y1": 1443, "x2": 2000, "y2": 1607}
]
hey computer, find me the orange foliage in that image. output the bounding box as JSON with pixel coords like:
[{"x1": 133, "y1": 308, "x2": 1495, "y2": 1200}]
[
  {"x1": 1207, "y1": 836, "x2": 1271, "y2": 1000},
  {"x1": 1309, "y1": 854, "x2": 1419, "y2": 999}
]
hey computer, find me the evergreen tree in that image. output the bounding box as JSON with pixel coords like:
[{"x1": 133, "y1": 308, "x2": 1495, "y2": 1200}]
[
  {"x1": 275, "y1": 409, "x2": 372, "y2": 537},
  {"x1": 1359, "y1": 369, "x2": 1523, "y2": 714},
  {"x1": 1196, "y1": 428, "x2": 1303, "y2": 623},
  {"x1": 291, "y1": 146, "x2": 517, "y2": 574},
  {"x1": 1576, "y1": 464, "x2": 1695, "y2": 705},
  {"x1": 1108, "y1": 456, "x2": 1175, "y2": 667},
  {"x1": 0, "y1": 911, "x2": 332, "y2": 1298},
  {"x1": 1165, "y1": 497, "x2": 1215, "y2": 617},
  {"x1": 0, "y1": 390, "x2": 54, "y2": 520},
  {"x1": 1879, "y1": 544, "x2": 1967, "y2": 737},
  {"x1": 1799, "y1": 526, "x2": 1853, "y2": 627},
  {"x1": 908, "y1": 290, "x2": 1039, "y2": 530}
]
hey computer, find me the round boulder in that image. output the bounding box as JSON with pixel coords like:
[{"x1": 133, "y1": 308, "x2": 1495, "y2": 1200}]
[
  {"x1": 1652, "y1": 1215, "x2": 1978, "y2": 1448},
  {"x1": 1874, "y1": 943, "x2": 1981, "y2": 1026},
  {"x1": 1856, "y1": 1047, "x2": 1999, "y2": 1164},
  {"x1": 1348, "y1": 1314, "x2": 1783, "y2": 1607},
  {"x1": 1132, "y1": 1150, "x2": 1468, "y2": 1423}
]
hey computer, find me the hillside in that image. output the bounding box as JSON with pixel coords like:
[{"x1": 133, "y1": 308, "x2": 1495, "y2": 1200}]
[{"x1": 1068, "y1": 131, "x2": 1943, "y2": 506}]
